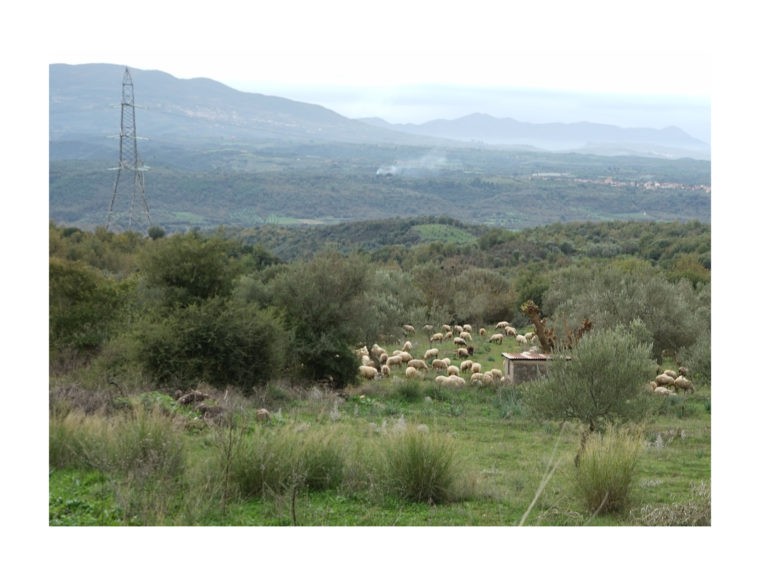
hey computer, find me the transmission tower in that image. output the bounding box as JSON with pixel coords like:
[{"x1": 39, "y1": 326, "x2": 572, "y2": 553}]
[{"x1": 106, "y1": 66, "x2": 152, "y2": 231}]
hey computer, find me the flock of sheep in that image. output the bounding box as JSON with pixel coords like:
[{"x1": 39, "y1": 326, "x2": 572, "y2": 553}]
[
  {"x1": 648, "y1": 367, "x2": 695, "y2": 396},
  {"x1": 355, "y1": 322, "x2": 697, "y2": 398},
  {"x1": 355, "y1": 321, "x2": 538, "y2": 387}
]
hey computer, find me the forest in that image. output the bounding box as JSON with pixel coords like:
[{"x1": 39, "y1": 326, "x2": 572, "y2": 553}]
[{"x1": 49, "y1": 216, "x2": 711, "y2": 527}]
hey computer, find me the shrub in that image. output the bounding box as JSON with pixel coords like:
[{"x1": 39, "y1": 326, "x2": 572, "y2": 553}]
[
  {"x1": 382, "y1": 430, "x2": 458, "y2": 504},
  {"x1": 574, "y1": 426, "x2": 644, "y2": 515}
]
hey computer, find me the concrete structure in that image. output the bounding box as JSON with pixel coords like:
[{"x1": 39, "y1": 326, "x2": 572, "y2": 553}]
[{"x1": 501, "y1": 351, "x2": 554, "y2": 385}]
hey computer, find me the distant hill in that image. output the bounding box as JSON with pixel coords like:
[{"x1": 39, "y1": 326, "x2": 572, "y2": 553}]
[
  {"x1": 360, "y1": 113, "x2": 710, "y2": 160},
  {"x1": 49, "y1": 63, "x2": 442, "y2": 147},
  {"x1": 50, "y1": 64, "x2": 708, "y2": 159}
]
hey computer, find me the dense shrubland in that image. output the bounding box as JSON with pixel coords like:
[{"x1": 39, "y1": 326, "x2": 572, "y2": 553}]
[{"x1": 49, "y1": 217, "x2": 710, "y2": 526}]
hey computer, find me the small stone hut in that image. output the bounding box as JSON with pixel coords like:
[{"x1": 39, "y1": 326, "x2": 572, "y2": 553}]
[{"x1": 501, "y1": 351, "x2": 553, "y2": 385}]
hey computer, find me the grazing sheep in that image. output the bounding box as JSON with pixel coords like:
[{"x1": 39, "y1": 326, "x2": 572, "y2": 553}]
[
  {"x1": 495, "y1": 321, "x2": 511, "y2": 329},
  {"x1": 673, "y1": 375, "x2": 695, "y2": 394},
  {"x1": 444, "y1": 331, "x2": 454, "y2": 340},
  {"x1": 371, "y1": 344, "x2": 387, "y2": 357},
  {"x1": 256, "y1": 408, "x2": 271, "y2": 422},
  {"x1": 423, "y1": 324, "x2": 434, "y2": 333},
  {"x1": 430, "y1": 332, "x2": 444, "y2": 343},
  {"x1": 490, "y1": 368, "x2": 503, "y2": 381},
  {"x1": 463, "y1": 324, "x2": 473, "y2": 333},
  {"x1": 516, "y1": 334, "x2": 528, "y2": 345},
  {"x1": 471, "y1": 362, "x2": 482, "y2": 374},
  {"x1": 505, "y1": 326, "x2": 518, "y2": 336},
  {"x1": 454, "y1": 325, "x2": 464, "y2": 335},
  {"x1": 381, "y1": 365, "x2": 391, "y2": 377},
  {"x1": 442, "y1": 324, "x2": 452, "y2": 333},
  {"x1": 447, "y1": 365, "x2": 460, "y2": 376},
  {"x1": 448, "y1": 375, "x2": 466, "y2": 387},
  {"x1": 358, "y1": 365, "x2": 379, "y2": 380},
  {"x1": 402, "y1": 324, "x2": 416, "y2": 335},
  {"x1": 431, "y1": 358, "x2": 449, "y2": 372},
  {"x1": 399, "y1": 351, "x2": 413, "y2": 363},
  {"x1": 459, "y1": 331, "x2": 472, "y2": 341},
  {"x1": 479, "y1": 328, "x2": 487, "y2": 337},
  {"x1": 423, "y1": 348, "x2": 439, "y2": 360},
  {"x1": 489, "y1": 333, "x2": 505, "y2": 344},
  {"x1": 405, "y1": 366, "x2": 419, "y2": 378},
  {"x1": 453, "y1": 336, "x2": 467, "y2": 347},
  {"x1": 678, "y1": 366, "x2": 689, "y2": 377},
  {"x1": 456, "y1": 347, "x2": 470, "y2": 358},
  {"x1": 407, "y1": 359, "x2": 429, "y2": 371},
  {"x1": 664, "y1": 369, "x2": 679, "y2": 379},
  {"x1": 655, "y1": 373, "x2": 675, "y2": 388},
  {"x1": 386, "y1": 354, "x2": 404, "y2": 368},
  {"x1": 653, "y1": 386, "x2": 676, "y2": 397},
  {"x1": 459, "y1": 360, "x2": 473, "y2": 373},
  {"x1": 402, "y1": 340, "x2": 413, "y2": 352}
]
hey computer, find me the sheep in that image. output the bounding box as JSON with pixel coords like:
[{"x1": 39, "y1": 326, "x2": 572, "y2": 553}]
[
  {"x1": 463, "y1": 324, "x2": 473, "y2": 333},
  {"x1": 454, "y1": 324, "x2": 464, "y2": 335},
  {"x1": 448, "y1": 375, "x2": 466, "y2": 387},
  {"x1": 431, "y1": 358, "x2": 449, "y2": 372},
  {"x1": 407, "y1": 359, "x2": 429, "y2": 371},
  {"x1": 459, "y1": 331, "x2": 472, "y2": 341},
  {"x1": 256, "y1": 408, "x2": 271, "y2": 422},
  {"x1": 447, "y1": 365, "x2": 460, "y2": 376},
  {"x1": 358, "y1": 365, "x2": 378, "y2": 380},
  {"x1": 444, "y1": 331, "x2": 454, "y2": 340},
  {"x1": 663, "y1": 369, "x2": 679, "y2": 379},
  {"x1": 423, "y1": 348, "x2": 439, "y2": 360},
  {"x1": 489, "y1": 333, "x2": 505, "y2": 344},
  {"x1": 399, "y1": 351, "x2": 413, "y2": 364},
  {"x1": 379, "y1": 353, "x2": 389, "y2": 365},
  {"x1": 386, "y1": 354, "x2": 404, "y2": 368},
  {"x1": 479, "y1": 327, "x2": 487, "y2": 337},
  {"x1": 405, "y1": 366, "x2": 420, "y2": 378},
  {"x1": 442, "y1": 324, "x2": 452, "y2": 333},
  {"x1": 516, "y1": 334, "x2": 528, "y2": 345},
  {"x1": 453, "y1": 336, "x2": 468, "y2": 347},
  {"x1": 470, "y1": 362, "x2": 482, "y2": 374},
  {"x1": 402, "y1": 340, "x2": 413, "y2": 352},
  {"x1": 655, "y1": 373, "x2": 675, "y2": 388},
  {"x1": 470, "y1": 372, "x2": 484, "y2": 384},
  {"x1": 381, "y1": 364, "x2": 391, "y2": 377},
  {"x1": 495, "y1": 321, "x2": 511, "y2": 329},
  {"x1": 490, "y1": 368, "x2": 503, "y2": 381},
  {"x1": 456, "y1": 347, "x2": 470, "y2": 358},
  {"x1": 423, "y1": 324, "x2": 434, "y2": 333},
  {"x1": 371, "y1": 344, "x2": 387, "y2": 357},
  {"x1": 361, "y1": 355, "x2": 373, "y2": 367},
  {"x1": 402, "y1": 324, "x2": 416, "y2": 335},
  {"x1": 459, "y1": 359, "x2": 473, "y2": 373},
  {"x1": 673, "y1": 375, "x2": 695, "y2": 394},
  {"x1": 505, "y1": 326, "x2": 518, "y2": 336},
  {"x1": 678, "y1": 366, "x2": 689, "y2": 377},
  {"x1": 653, "y1": 386, "x2": 676, "y2": 397},
  {"x1": 430, "y1": 332, "x2": 444, "y2": 343}
]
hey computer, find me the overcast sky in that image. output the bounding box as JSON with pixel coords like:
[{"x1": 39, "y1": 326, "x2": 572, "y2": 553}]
[{"x1": 42, "y1": 0, "x2": 714, "y2": 141}]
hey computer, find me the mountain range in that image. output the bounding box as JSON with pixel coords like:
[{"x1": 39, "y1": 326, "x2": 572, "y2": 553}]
[{"x1": 50, "y1": 63, "x2": 709, "y2": 160}]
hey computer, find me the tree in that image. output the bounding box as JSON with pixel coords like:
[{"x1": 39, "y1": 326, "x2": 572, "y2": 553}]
[
  {"x1": 272, "y1": 250, "x2": 372, "y2": 387},
  {"x1": 522, "y1": 326, "x2": 656, "y2": 433}
]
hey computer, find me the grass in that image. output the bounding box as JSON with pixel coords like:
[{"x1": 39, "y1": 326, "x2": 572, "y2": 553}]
[{"x1": 49, "y1": 334, "x2": 711, "y2": 526}]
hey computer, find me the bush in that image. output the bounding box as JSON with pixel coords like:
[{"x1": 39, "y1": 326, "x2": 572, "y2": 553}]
[
  {"x1": 382, "y1": 430, "x2": 458, "y2": 504},
  {"x1": 574, "y1": 426, "x2": 644, "y2": 515}
]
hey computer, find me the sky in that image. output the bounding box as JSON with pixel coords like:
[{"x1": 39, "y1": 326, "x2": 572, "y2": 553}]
[{"x1": 38, "y1": 0, "x2": 714, "y2": 142}]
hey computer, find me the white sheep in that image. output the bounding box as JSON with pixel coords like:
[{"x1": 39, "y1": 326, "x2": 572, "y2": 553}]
[
  {"x1": 423, "y1": 348, "x2": 439, "y2": 360},
  {"x1": 386, "y1": 354, "x2": 404, "y2": 368},
  {"x1": 402, "y1": 324, "x2": 416, "y2": 335},
  {"x1": 653, "y1": 386, "x2": 676, "y2": 397},
  {"x1": 489, "y1": 333, "x2": 505, "y2": 344},
  {"x1": 358, "y1": 365, "x2": 378, "y2": 380},
  {"x1": 381, "y1": 365, "x2": 391, "y2": 377},
  {"x1": 655, "y1": 373, "x2": 675, "y2": 388},
  {"x1": 447, "y1": 375, "x2": 466, "y2": 387},
  {"x1": 447, "y1": 365, "x2": 460, "y2": 376},
  {"x1": 463, "y1": 324, "x2": 473, "y2": 333},
  {"x1": 505, "y1": 326, "x2": 518, "y2": 336},
  {"x1": 453, "y1": 336, "x2": 467, "y2": 347},
  {"x1": 405, "y1": 366, "x2": 420, "y2": 378},
  {"x1": 673, "y1": 375, "x2": 695, "y2": 394},
  {"x1": 402, "y1": 340, "x2": 413, "y2": 352},
  {"x1": 430, "y1": 332, "x2": 444, "y2": 343},
  {"x1": 431, "y1": 358, "x2": 449, "y2": 372},
  {"x1": 479, "y1": 328, "x2": 487, "y2": 337},
  {"x1": 407, "y1": 359, "x2": 429, "y2": 371},
  {"x1": 490, "y1": 368, "x2": 503, "y2": 381},
  {"x1": 471, "y1": 362, "x2": 482, "y2": 374},
  {"x1": 516, "y1": 334, "x2": 528, "y2": 345},
  {"x1": 456, "y1": 347, "x2": 470, "y2": 358},
  {"x1": 459, "y1": 359, "x2": 473, "y2": 373},
  {"x1": 459, "y1": 331, "x2": 472, "y2": 341},
  {"x1": 663, "y1": 369, "x2": 679, "y2": 379}
]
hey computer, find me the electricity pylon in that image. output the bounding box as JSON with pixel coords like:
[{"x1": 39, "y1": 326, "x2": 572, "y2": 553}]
[{"x1": 106, "y1": 66, "x2": 151, "y2": 231}]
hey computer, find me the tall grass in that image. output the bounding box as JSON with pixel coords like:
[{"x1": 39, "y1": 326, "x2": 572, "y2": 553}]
[
  {"x1": 574, "y1": 426, "x2": 644, "y2": 515},
  {"x1": 381, "y1": 429, "x2": 459, "y2": 504}
]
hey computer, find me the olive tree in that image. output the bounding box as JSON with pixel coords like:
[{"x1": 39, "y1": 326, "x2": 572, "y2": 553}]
[{"x1": 522, "y1": 325, "x2": 657, "y2": 432}]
